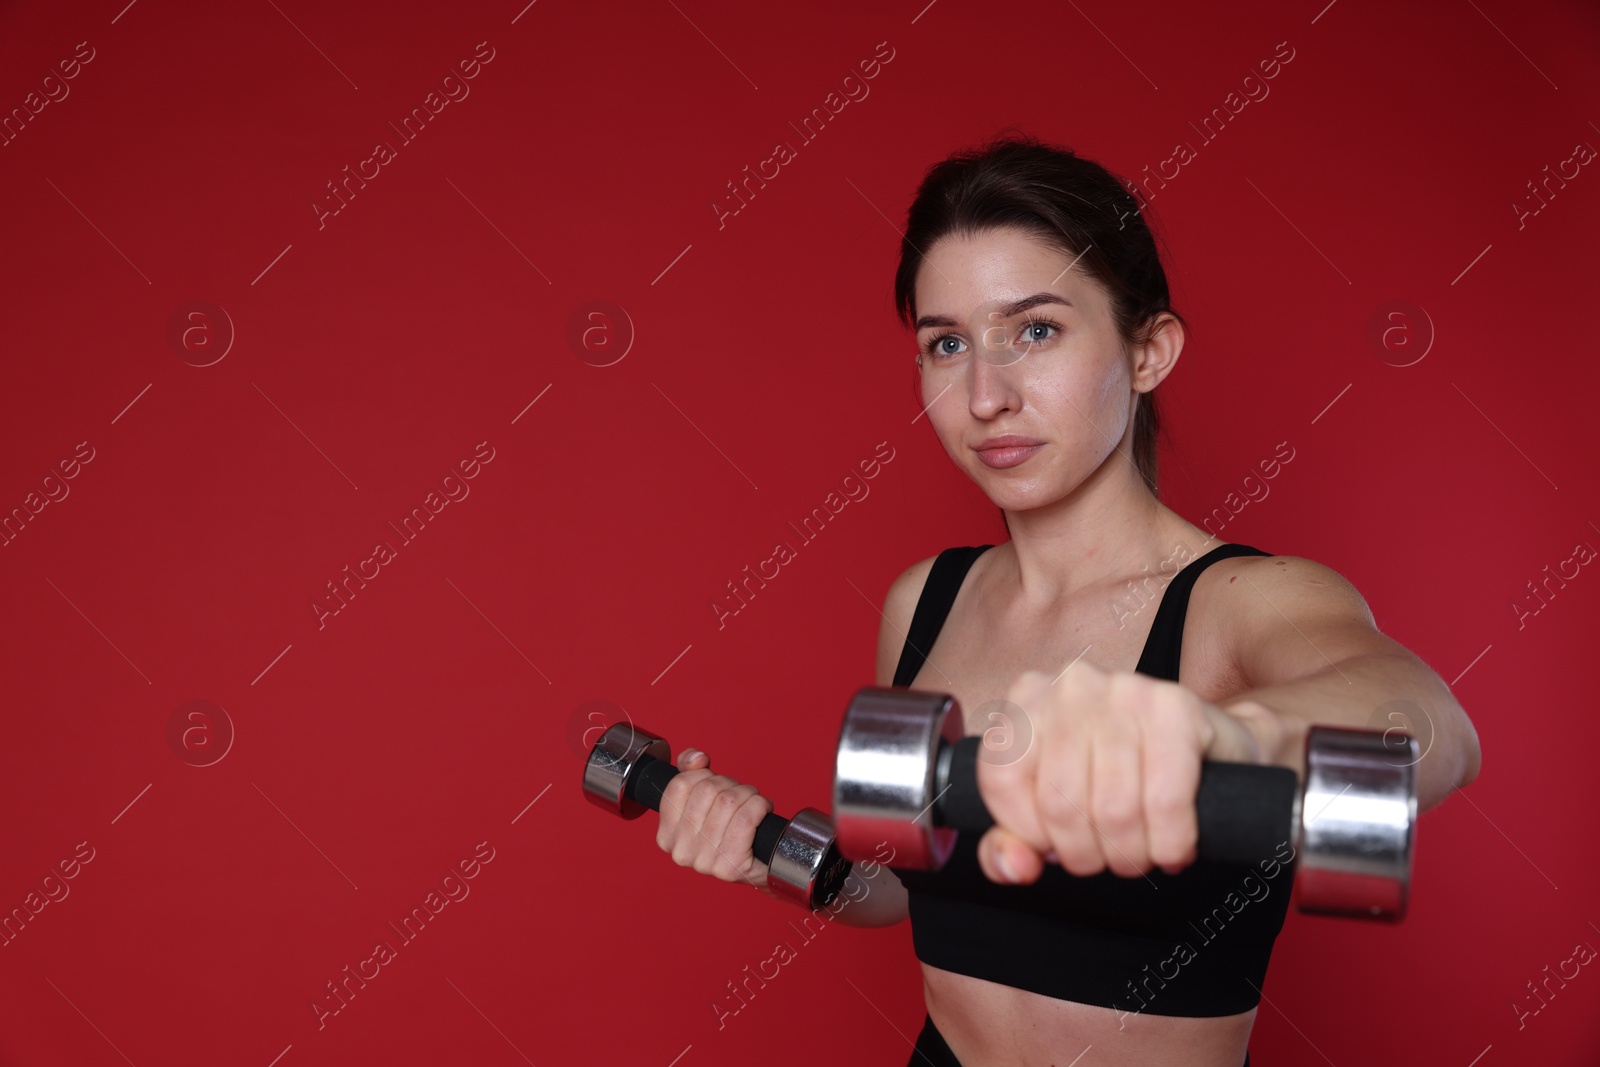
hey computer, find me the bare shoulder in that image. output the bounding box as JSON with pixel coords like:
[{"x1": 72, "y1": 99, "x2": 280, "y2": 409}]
[
  {"x1": 874, "y1": 554, "x2": 941, "y2": 686},
  {"x1": 1196, "y1": 552, "x2": 1402, "y2": 690},
  {"x1": 1200, "y1": 552, "x2": 1375, "y2": 620}
]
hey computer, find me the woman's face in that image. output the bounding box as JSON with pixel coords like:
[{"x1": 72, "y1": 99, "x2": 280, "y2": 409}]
[{"x1": 911, "y1": 226, "x2": 1169, "y2": 512}]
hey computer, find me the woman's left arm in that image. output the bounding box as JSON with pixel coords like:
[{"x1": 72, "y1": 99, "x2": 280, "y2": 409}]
[{"x1": 1213, "y1": 555, "x2": 1483, "y2": 812}]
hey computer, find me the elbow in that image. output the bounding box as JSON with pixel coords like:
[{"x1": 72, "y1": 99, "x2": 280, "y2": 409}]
[
  {"x1": 1418, "y1": 663, "x2": 1481, "y2": 794},
  {"x1": 1430, "y1": 702, "x2": 1482, "y2": 807},
  {"x1": 1454, "y1": 711, "x2": 1483, "y2": 789},
  {"x1": 1410, "y1": 698, "x2": 1480, "y2": 813}
]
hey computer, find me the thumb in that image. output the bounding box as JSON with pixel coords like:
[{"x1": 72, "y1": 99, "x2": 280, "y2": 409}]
[
  {"x1": 978, "y1": 826, "x2": 1045, "y2": 885},
  {"x1": 677, "y1": 747, "x2": 708, "y2": 770}
]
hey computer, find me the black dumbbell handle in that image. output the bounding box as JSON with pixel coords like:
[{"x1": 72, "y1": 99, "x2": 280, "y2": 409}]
[
  {"x1": 936, "y1": 736, "x2": 1300, "y2": 865},
  {"x1": 625, "y1": 752, "x2": 851, "y2": 906}
]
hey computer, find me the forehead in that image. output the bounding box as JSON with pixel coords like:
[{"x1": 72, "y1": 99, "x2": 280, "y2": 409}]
[{"x1": 913, "y1": 227, "x2": 1101, "y2": 324}]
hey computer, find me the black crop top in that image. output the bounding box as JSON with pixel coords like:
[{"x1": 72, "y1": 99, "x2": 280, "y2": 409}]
[{"x1": 887, "y1": 542, "x2": 1296, "y2": 1019}]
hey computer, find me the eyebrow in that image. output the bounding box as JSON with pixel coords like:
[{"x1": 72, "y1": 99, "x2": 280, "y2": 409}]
[{"x1": 914, "y1": 292, "x2": 1073, "y2": 332}]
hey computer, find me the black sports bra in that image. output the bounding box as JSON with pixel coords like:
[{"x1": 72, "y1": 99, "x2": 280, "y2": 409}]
[{"x1": 887, "y1": 542, "x2": 1296, "y2": 1018}]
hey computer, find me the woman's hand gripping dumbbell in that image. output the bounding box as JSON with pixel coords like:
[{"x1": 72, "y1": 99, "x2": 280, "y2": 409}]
[
  {"x1": 833, "y1": 685, "x2": 1419, "y2": 920},
  {"x1": 582, "y1": 721, "x2": 853, "y2": 910}
]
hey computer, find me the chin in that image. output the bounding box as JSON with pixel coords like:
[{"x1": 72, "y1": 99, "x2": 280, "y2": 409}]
[
  {"x1": 974, "y1": 470, "x2": 1074, "y2": 510},
  {"x1": 977, "y1": 483, "x2": 1048, "y2": 512}
]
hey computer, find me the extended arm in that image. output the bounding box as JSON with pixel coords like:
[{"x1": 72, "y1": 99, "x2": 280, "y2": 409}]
[{"x1": 1214, "y1": 556, "x2": 1482, "y2": 813}]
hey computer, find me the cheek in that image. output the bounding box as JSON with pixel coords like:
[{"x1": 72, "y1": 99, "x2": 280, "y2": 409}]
[
  {"x1": 1026, "y1": 362, "x2": 1130, "y2": 470},
  {"x1": 1080, "y1": 354, "x2": 1132, "y2": 427},
  {"x1": 927, "y1": 405, "x2": 965, "y2": 460},
  {"x1": 1097, "y1": 362, "x2": 1128, "y2": 413},
  {"x1": 918, "y1": 373, "x2": 958, "y2": 432},
  {"x1": 1033, "y1": 360, "x2": 1117, "y2": 428}
]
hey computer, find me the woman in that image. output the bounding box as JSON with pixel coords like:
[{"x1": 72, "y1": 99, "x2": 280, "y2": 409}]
[{"x1": 655, "y1": 134, "x2": 1483, "y2": 1066}]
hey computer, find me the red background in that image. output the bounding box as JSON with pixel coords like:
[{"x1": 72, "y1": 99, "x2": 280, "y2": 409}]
[{"x1": 2, "y1": 1, "x2": 1598, "y2": 1064}]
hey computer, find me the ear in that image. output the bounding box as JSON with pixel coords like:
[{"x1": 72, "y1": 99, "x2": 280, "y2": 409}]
[{"x1": 1129, "y1": 313, "x2": 1183, "y2": 394}]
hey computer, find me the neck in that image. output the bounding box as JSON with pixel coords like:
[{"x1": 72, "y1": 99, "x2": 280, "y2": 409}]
[{"x1": 998, "y1": 453, "x2": 1215, "y2": 608}]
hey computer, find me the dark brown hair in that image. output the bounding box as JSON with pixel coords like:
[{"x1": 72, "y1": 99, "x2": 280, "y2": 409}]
[{"x1": 893, "y1": 131, "x2": 1185, "y2": 498}]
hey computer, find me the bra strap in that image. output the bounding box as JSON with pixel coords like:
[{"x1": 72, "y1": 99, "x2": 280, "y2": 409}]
[
  {"x1": 1133, "y1": 542, "x2": 1270, "y2": 682},
  {"x1": 892, "y1": 545, "x2": 993, "y2": 688}
]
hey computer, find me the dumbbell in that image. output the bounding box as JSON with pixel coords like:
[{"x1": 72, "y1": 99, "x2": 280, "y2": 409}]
[
  {"x1": 582, "y1": 721, "x2": 853, "y2": 910},
  {"x1": 833, "y1": 687, "x2": 1418, "y2": 921}
]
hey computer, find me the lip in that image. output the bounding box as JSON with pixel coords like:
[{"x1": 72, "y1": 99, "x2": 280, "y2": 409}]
[
  {"x1": 975, "y1": 435, "x2": 1043, "y2": 450},
  {"x1": 974, "y1": 435, "x2": 1044, "y2": 469}
]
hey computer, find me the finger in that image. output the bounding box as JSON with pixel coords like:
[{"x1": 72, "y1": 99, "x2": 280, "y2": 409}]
[
  {"x1": 694, "y1": 782, "x2": 760, "y2": 878},
  {"x1": 1143, "y1": 688, "x2": 1202, "y2": 873},
  {"x1": 715, "y1": 789, "x2": 773, "y2": 883},
  {"x1": 1088, "y1": 676, "x2": 1149, "y2": 877},
  {"x1": 658, "y1": 747, "x2": 708, "y2": 841},
  {"x1": 656, "y1": 762, "x2": 711, "y2": 849},
  {"x1": 660, "y1": 767, "x2": 720, "y2": 860},
  {"x1": 1201, "y1": 700, "x2": 1267, "y2": 765},
  {"x1": 981, "y1": 669, "x2": 1065, "y2": 853},
  {"x1": 1035, "y1": 697, "x2": 1100, "y2": 877},
  {"x1": 670, "y1": 773, "x2": 738, "y2": 867},
  {"x1": 977, "y1": 826, "x2": 1046, "y2": 885}
]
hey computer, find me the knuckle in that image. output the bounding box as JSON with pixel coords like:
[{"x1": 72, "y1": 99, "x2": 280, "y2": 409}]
[
  {"x1": 1093, "y1": 788, "x2": 1141, "y2": 833},
  {"x1": 729, "y1": 793, "x2": 766, "y2": 833},
  {"x1": 666, "y1": 771, "x2": 707, "y2": 810},
  {"x1": 1113, "y1": 671, "x2": 1155, "y2": 713},
  {"x1": 709, "y1": 787, "x2": 744, "y2": 818},
  {"x1": 1090, "y1": 753, "x2": 1141, "y2": 825},
  {"x1": 1143, "y1": 783, "x2": 1190, "y2": 822},
  {"x1": 1037, "y1": 780, "x2": 1083, "y2": 824},
  {"x1": 1128, "y1": 685, "x2": 1164, "y2": 726},
  {"x1": 1008, "y1": 670, "x2": 1052, "y2": 704},
  {"x1": 1060, "y1": 659, "x2": 1105, "y2": 693}
]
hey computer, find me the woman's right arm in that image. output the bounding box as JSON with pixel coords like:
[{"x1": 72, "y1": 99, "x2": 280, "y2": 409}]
[{"x1": 657, "y1": 558, "x2": 935, "y2": 926}]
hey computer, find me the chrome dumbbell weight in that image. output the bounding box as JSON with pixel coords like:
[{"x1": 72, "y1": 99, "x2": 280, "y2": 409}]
[
  {"x1": 832, "y1": 686, "x2": 1417, "y2": 920},
  {"x1": 583, "y1": 721, "x2": 853, "y2": 910}
]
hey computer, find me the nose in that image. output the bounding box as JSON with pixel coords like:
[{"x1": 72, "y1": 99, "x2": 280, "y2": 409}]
[{"x1": 966, "y1": 346, "x2": 1022, "y2": 418}]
